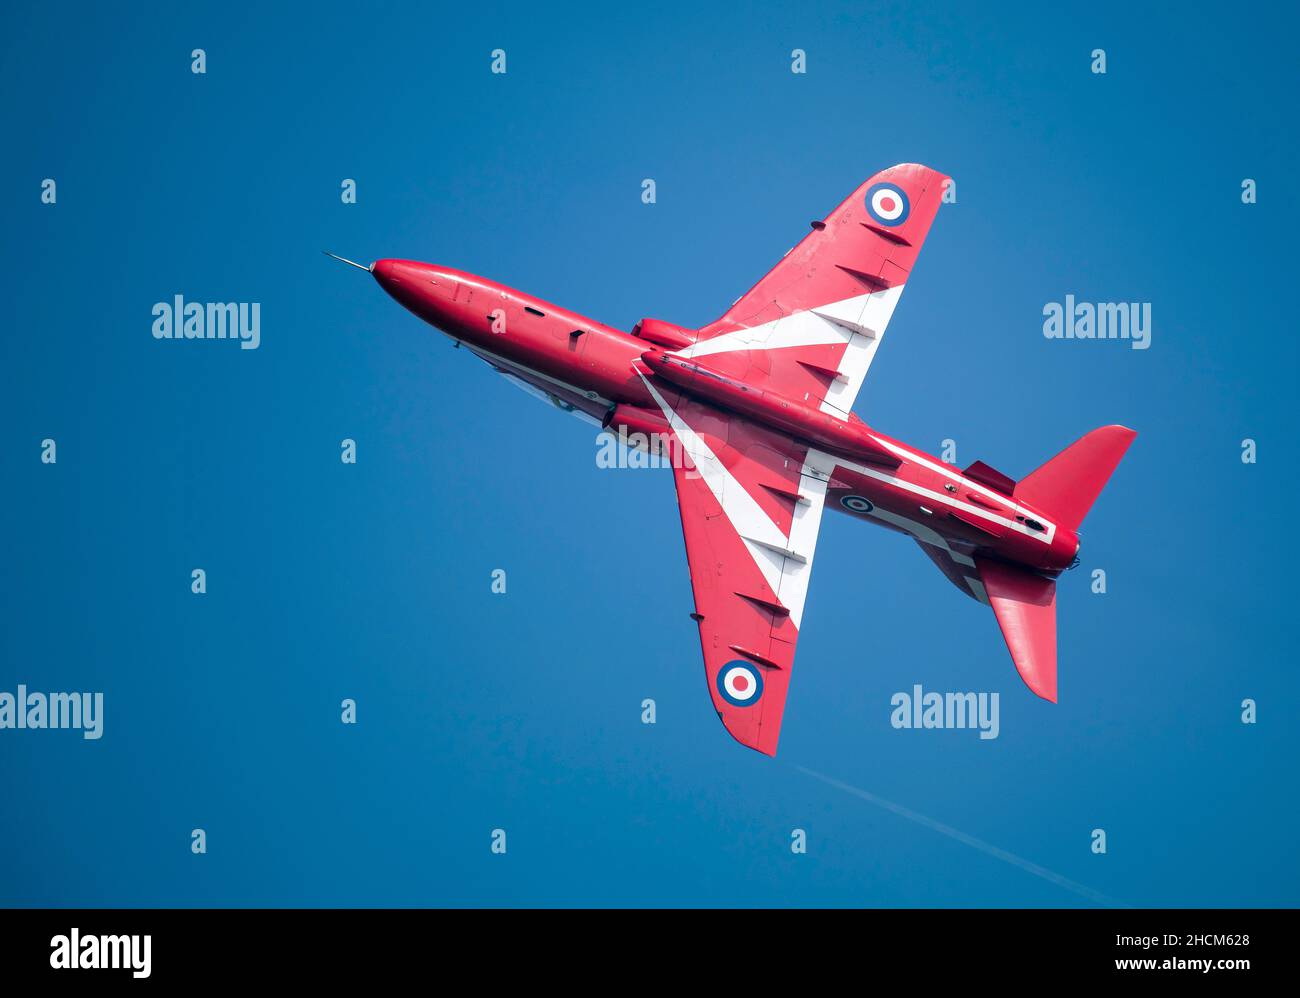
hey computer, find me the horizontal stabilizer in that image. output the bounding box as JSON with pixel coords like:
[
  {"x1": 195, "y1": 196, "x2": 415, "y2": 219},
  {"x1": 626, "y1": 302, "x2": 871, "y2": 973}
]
[
  {"x1": 1015, "y1": 426, "x2": 1136, "y2": 532},
  {"x1": 976, "y1": 557, "x2": 1058, "y2": 702}
]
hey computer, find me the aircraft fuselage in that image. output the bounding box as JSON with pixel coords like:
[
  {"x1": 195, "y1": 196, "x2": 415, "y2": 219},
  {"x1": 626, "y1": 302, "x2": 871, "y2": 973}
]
[{"x1": 371, "y1": 258, "x2": 1080, "y2": 588}]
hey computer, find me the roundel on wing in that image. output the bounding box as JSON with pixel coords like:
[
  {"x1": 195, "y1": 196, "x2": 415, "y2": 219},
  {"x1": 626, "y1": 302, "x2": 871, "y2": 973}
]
[
  {"x1": 841, "y1": 495, "x2": 875, "y2": 513},
  {"x1": 717, "y1": 660, "x2": 764, "y2": 707},
  {"x1": 864, "y1": 182, "x2": 910, "y2": 227}
]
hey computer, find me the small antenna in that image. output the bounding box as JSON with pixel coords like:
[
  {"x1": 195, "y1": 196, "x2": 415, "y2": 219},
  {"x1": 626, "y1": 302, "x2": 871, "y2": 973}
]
[{"x1": 323, "y1": 251, "x2": 373, "y2": 272}]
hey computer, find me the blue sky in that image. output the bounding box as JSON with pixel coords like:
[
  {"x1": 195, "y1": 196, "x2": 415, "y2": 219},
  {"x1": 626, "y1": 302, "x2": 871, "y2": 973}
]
[{"x1": 2, "y1": 1, "x2": 1296, "y2": 906}]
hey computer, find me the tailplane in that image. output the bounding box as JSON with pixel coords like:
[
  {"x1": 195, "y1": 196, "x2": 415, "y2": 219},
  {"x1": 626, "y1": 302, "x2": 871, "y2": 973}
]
[
  {"x1": 920, "y1": 426, "x2": 1135, "y2": 702},
  {"x1": 977, "y1": 558, "x2": 1058, "y2": 702},
  {"x1": 1015, "y1": 425, "x2": 1137, "y2": 532}
]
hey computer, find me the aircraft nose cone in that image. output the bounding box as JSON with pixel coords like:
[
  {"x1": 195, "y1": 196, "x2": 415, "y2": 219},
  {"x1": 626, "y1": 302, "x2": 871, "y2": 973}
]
[
  {"x1": 371, "y1": 258, "x2": 439, "y2": 291},
  {"x1": 370, "y1": 259, "x2": 425, "y2": 306},
  {"x1": 371, "y1": 259, "x2": 462, "y2": 303},
  {"x1": 370, "y1": 259, "x2": 462, "y2": 326},
  {"x1": 371, "y1": 258, "x2": 399, "y2": 288}
]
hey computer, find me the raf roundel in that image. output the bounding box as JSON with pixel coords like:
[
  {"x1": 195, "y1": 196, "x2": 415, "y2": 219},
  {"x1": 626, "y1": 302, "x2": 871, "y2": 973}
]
[
  {"x1": 841, "y1": 495, "x2": 875, "y2": 513},
  {"x1": 865, "y1": 182, "x2": 911, "y2": 227},
  {"x1": 717, "y1": 660, "x2": 764, "y2": 707}
]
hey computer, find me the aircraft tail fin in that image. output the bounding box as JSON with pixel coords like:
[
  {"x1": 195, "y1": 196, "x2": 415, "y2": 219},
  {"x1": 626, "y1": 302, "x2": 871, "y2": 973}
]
[
  {"x1": 976, "y1": 557, "x2": 1058, "y2": 702},
  {"x1": 1014, "y1": 425, "x2": 1137, "y2": 532}
]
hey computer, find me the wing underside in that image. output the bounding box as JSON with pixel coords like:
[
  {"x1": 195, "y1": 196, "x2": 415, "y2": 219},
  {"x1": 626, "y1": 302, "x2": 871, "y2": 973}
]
[
  {"x1": 630, "y1": 165, "x2": 949, "y2": 754},
  {"x1": 639, "y1": 374, "x2": 834, "y2": 755},
  {"x1": 675, "y1": 164, "x2": 949, "y2": 420}
]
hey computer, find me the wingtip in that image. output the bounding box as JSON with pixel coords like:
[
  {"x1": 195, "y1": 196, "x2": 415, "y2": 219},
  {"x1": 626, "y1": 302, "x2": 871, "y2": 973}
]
[
  {"x1": 1032, "y1": 681, "x2": 1059, "y2": 704},
  {"x1": 1019, "y1": 664, "x2": 1058, "y2": 704},
  {"x1": 718, "y1": 711, "x2": 780, "y2": 758}
]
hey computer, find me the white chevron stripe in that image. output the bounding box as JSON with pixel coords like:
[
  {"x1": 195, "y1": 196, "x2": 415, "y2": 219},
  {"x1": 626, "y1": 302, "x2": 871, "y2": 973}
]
[
  {"x1": 673, "y1": 286, "x2": 905, "y2": 419},
  {"x1": 638, "y1": 372, "x2": 829, "y2": 629}
]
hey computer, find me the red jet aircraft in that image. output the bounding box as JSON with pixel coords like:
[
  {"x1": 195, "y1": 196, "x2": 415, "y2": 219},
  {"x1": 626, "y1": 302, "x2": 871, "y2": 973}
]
[{"x1": 329, "y1": 164, "x2": 1135, "y2": 756}]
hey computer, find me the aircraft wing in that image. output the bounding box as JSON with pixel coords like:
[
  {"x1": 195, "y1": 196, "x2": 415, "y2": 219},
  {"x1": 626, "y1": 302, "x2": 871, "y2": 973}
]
[
  {"x1": 675, "y1": 163, "x2": 948, "y2": 420},
  {"x1": 639, "y1": 374, "x2": 836, "y2": 755}
]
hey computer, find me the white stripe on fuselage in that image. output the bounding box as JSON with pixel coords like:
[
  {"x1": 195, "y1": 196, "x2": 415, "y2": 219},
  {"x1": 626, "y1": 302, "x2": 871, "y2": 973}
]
[{"x1": 826, "y1": 444, "x2": 1057, "y2": 545}]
